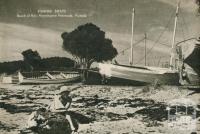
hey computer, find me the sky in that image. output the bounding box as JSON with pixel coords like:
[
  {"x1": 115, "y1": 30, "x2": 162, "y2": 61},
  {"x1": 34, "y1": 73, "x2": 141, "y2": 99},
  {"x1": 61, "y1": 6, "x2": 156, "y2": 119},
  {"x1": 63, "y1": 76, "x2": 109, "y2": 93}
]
[{"x1": 0, "y1": 0, "x2": 199, "y2": 65}]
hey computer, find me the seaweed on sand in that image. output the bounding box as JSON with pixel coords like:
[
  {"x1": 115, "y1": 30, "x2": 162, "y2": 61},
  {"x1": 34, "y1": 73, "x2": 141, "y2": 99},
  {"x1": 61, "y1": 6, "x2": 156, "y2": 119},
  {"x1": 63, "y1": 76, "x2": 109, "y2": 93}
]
[
  {"x1": 134, "y1": 103, "x2": 167, "y2": 122},
  {"x1": 79, "y1": 109, "x2": 127, "y2": 122},
  {"x1": 109, "y1": 98, "x2": 155, "y2": 108},
  {"x1": 0, "y1": 121, "x2": 17, "y2": 131},
  {"x1": 0, "y1": 102, "x2": 38, "y2": 114},
  {"x1": 73, "y1": 96, "x2": 110, "y2": 107}
]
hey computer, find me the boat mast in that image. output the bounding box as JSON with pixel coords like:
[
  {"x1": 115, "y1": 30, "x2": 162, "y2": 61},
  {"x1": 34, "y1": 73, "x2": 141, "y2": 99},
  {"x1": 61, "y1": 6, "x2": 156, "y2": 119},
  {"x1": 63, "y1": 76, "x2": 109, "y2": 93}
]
[
  {"x1": 170, "y1": 2, "x2": 180, "y2": 69},
  {"x1": 130, "y1": 8, "x2": 135, "y2": 66},
  {"x1": 144, "y1": 33, "x2": 147, "y2": 66}
]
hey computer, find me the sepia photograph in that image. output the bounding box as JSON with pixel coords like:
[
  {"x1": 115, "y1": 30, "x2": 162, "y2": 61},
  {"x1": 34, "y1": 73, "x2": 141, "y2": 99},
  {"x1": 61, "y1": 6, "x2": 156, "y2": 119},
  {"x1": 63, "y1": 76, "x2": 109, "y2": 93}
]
[{"x1": 0, "y1": 0, "x2": 200, "y2": 134}]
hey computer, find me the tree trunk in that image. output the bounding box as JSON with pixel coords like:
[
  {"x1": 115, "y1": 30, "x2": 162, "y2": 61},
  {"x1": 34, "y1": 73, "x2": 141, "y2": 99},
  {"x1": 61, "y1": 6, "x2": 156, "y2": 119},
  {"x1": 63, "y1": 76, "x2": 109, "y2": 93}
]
[
  {"x1": 79, "y1": 59, "x2": 94, "y2": 84},
  {"x1": 81, "y1": 61, "x2": 93, "y2": 84}
]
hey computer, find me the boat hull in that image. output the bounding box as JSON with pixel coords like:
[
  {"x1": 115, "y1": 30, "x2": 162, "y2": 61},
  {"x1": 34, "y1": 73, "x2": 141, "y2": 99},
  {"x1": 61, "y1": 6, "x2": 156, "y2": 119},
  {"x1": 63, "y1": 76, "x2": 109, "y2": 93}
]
[
  {"x1": 19, "y1": 76, "x2": 80, "y2": 84},
  {"x1": 99, "y1": 63, "x2": 180, "y2": 85},
  {"x1": 183, "y1": 42, "x2": 200, "y2": 87},
  {"x1": 18, "y1": 71, "x2": 81, "y2": 84},
  {"x1": 183, "y1": 71, "x2": 200, "y2": 88}
]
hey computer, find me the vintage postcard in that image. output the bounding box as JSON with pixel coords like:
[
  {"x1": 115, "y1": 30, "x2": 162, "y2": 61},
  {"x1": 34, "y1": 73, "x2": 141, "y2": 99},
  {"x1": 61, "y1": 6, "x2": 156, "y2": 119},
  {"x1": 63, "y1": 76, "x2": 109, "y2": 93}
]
[{"x1": 0, "y1": 0, "x2": 199, "y2": 134}]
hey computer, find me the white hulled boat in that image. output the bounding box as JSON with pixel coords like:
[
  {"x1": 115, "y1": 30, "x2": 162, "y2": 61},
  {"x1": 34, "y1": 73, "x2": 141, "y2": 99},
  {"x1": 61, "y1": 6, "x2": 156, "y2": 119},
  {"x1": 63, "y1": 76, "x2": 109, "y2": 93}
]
[{"x1": 98, "y1": 2, "x2": 194, "y2": 86}]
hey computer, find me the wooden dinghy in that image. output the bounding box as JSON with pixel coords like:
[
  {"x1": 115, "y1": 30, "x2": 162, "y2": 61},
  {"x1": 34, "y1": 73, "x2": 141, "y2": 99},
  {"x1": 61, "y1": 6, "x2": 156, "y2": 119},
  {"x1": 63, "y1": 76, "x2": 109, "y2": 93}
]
[{"x1": 18, "y1": 71, "x2": 80, "y2": 84}]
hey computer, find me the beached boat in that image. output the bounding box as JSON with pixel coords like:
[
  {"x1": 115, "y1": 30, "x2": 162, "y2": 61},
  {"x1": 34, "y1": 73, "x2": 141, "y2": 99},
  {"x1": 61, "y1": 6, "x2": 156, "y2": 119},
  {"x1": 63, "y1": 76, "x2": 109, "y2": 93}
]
[
  {"x1": 18, "y1": 71, "x2": 80, "y2": 84},
  {"x1": 99, "y1": 38, "x2": 200, "y2": 86},
  {"x1": 99, "y1": 63, "x2": 179, "y2": 85},
  {"x1": 177, "y1": 38, "x2": 200, "y2": 88},
  {"x1": 98, "y1": 3, "x2": 194, "y2": 86}
]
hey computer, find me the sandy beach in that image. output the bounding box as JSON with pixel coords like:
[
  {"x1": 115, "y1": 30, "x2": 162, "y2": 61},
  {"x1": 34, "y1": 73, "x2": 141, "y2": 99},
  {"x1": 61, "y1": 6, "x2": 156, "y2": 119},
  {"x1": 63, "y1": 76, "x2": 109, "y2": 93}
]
[{"x1": 0, "y1": 83, "x2": 199, "y2": 134}]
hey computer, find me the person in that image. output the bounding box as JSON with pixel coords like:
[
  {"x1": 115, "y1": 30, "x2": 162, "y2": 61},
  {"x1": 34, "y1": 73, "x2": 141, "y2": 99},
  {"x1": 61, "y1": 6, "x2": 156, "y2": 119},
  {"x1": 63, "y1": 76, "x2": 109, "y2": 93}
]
[
  {"x1": 179, "y1": 64, "x2": 189, "y2": 85},
  {"x1": 26, "y1": 107, "x2": 50, "y2": 130},
  {"x1": 48, "y1": 86, "x2": 77, "y2": 134}
]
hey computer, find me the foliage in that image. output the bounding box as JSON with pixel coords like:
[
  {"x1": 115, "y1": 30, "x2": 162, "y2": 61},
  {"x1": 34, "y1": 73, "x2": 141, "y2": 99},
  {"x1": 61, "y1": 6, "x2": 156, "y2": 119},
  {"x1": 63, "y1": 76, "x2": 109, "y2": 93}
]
[
  {"x1": 40, "y1": 57, "x2": 74, "y2": 71},
  {"x1": 21, "y1": 49, "x2": 42, "y2": 71},
  {"x1": 196, "y1": 0, "x2": 200, "y2": 13},
  {"x1": 62, "y1": 23, "x2": 118, "y2": 68},
  {"x1": 0, "y1": 57, "x2": 75, "y2": 74},
  {"x1": 0, "y1": 60, "x2": 27, "y2": 74},
  {"x1": 22, "y1": 49, "x2": 41, "y2": 60}
]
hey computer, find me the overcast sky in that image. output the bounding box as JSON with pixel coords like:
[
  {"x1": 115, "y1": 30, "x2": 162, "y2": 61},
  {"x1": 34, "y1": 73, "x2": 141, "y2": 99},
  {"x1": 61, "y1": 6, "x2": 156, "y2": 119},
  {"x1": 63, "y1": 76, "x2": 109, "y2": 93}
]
[{"x1": 0, "y1": 0, "x2": 199, "y2": 64}]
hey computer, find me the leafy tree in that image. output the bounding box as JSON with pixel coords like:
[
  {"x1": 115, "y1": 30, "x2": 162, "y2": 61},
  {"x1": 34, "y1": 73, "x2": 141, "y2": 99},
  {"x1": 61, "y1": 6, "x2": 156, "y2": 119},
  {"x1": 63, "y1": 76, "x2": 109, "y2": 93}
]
[
  {"x1": 22, "y1": 49, "x2": 41, "y2": 61},
  {"x1": 61, "y1": 23, "x2": 118, "y2": 69},
  {"x1": 196, "y1": 0, "x2": 200, "y2": 13},
  {"x1": 0, "y1": 57, "x2": 75, "y2": 74},
  {"x1": 40, "y1": 57, "x2": 74, "y2": 71},
  {"x1": 21, "y1": 49, "x2": 42, "y2": 71}
]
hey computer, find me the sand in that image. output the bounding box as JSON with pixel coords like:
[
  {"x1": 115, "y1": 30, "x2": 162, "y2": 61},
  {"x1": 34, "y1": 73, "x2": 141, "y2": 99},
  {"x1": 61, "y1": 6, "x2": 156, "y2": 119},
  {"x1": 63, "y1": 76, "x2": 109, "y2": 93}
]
[{"x1": 0, "y1": 83, "x2": 199, "y2": 134}]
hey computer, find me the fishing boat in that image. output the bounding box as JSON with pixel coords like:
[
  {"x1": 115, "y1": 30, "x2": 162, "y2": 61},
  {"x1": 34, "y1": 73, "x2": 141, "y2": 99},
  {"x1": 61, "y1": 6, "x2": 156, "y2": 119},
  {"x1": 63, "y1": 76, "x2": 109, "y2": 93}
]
[
  {"x1": 98, "y1": 3, "x2": 184, "y2": 85},
  {"x1": 184, "y1": 39, "x2": 200, "y2": 76},
  {"x1": 177, "y1": 38, "x2": 200, "y2": 88},
  {"x1": 99, "y1": 63, "x2": 179, "y2": 85},
  {"x1": 17, "y1": 71, "x2": 80, "y2": 84}
]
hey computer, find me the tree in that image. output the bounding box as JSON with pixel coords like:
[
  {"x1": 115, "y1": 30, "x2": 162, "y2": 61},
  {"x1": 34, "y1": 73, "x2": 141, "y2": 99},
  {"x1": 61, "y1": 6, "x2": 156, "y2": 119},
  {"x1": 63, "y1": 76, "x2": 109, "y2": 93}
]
[
  {"x1": 21, "y1": 49, "x2": 42, "y2": 71},
  {"x1": 61, "y1": 23, "x2": 118, "y2": 69},
  {"x1": 196, "y1": 0, "x2": 200, "y2": 13}
]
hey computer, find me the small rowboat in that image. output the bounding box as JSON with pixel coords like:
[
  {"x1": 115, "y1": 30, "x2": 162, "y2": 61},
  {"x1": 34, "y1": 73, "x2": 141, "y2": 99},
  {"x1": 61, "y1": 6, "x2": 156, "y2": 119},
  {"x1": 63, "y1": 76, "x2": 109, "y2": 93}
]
[{"x1": 18, "y1": 71, "x2": 80, "y2": 84}]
